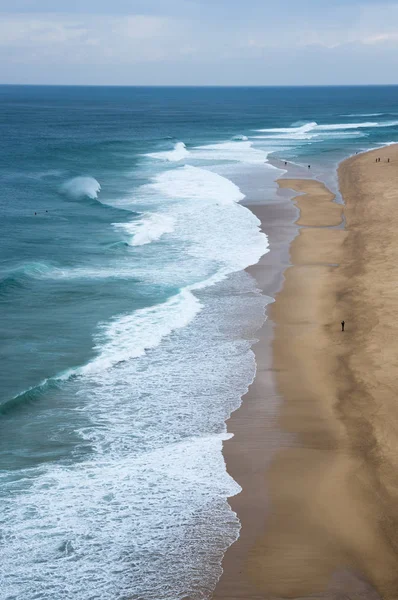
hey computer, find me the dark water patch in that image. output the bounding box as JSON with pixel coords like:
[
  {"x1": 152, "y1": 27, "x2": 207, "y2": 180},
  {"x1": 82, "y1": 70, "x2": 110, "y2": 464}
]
[{"x1": 0, "y1": 273, "x2": 26, "y2": 296}]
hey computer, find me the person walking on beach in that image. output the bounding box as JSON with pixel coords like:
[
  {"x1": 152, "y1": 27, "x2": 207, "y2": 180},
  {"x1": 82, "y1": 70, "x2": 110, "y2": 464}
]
[{"x1": 341, "y1": 320, "x2": 345, "y2": 332}]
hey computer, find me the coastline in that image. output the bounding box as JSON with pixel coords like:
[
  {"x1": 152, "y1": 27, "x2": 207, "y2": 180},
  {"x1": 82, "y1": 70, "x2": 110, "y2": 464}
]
[
  {"x1": 214, "y1": 144, "x2": 398, "y2": 599},
  {"x1": 212, "y1": 185, "x2": 300, "y2": 599}
]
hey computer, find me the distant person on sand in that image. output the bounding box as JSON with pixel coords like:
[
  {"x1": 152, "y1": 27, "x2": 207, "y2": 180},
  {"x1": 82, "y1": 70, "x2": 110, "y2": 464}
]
[
  {"x1": 308, "y1": 165, "x2": 311, "y2": 169},
  {"x1": 341, "y1": 320, "x2": 345, "y2": 332}
]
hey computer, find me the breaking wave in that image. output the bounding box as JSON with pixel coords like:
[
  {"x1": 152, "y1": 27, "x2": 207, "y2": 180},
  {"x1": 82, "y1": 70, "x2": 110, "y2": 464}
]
[
  {"x1": 147, "y1": 142, "x2": 190, "y2": 162},
  {"x1": 114, "y1": 214, "x2": 175, "y2": 246},
  {"x1": 61, "y1": 176, "x2": 101, "y2": 200}
]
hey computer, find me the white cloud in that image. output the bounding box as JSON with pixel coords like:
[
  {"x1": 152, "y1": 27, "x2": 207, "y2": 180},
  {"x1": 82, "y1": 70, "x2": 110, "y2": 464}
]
[
  {"x1": 1, "y1": 3, "x2": 398, "y2": 83},
  {"x1": 0, "y1": 16, "x2": 87, "y2": 46},
  {"x1": 363, "y1": 32, "x2": 398, "y2": 44},
  {"x1": 0, "y1": 13, "x2": 189, "y2": 62}
]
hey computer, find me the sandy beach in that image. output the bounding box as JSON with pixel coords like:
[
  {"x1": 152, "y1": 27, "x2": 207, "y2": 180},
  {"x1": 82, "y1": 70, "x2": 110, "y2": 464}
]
[{"x1": 214, "y1": 145, "x2": 398, "y2": 599}]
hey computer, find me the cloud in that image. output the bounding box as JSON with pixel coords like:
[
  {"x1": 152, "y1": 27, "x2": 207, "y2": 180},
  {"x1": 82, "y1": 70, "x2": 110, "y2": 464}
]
[
  {"x1": 363, "y1": 32, "x2": 398, "y2": 44},
  {"x1": 0, "y1": 13, "x2": 191, "y2": 63},
  {"x1": 0, "y1": 17, "x2": 87, "y2": 47},
  {"x1": 1, "y1": 2, "x2": 398, "y2": 83}
]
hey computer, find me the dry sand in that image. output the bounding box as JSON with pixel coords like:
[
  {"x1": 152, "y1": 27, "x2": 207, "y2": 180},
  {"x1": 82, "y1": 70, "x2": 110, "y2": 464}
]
[{"x1": 214, "y1": 146, "x2": 398, "y2": 599}]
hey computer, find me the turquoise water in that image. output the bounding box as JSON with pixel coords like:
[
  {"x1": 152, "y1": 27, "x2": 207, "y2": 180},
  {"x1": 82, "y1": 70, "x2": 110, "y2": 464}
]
[{"x1": 1, "y1": 85, "x2": 398, "y2": 599}]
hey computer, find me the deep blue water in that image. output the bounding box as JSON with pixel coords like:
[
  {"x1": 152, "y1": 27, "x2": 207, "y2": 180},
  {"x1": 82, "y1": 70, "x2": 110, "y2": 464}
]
[{"x1": 1, "y1": 85, "x2": 398, "y2": 600}]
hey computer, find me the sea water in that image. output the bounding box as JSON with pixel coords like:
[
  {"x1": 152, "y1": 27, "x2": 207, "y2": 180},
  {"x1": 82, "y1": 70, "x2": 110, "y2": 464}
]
[{"x1": 1, "y1": 85, "x2": 398, "y2": 599}]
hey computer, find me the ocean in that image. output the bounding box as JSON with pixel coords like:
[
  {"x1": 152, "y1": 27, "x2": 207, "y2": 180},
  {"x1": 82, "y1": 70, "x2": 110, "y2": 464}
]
[{"x1": 1, "y1": 85, "x2": 398, "y2": 600}]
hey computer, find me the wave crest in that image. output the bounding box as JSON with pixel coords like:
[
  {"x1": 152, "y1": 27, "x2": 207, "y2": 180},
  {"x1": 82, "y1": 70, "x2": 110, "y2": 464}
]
[
  {"x1": 0, "y1": 262, "x2": 62, "y2": 295},
  {"x1": 61, "y1": 177, "x2": 101, "y2": 200},
  {"x1": 147, "y1": 142, "x2": 189, "y2": 162}
]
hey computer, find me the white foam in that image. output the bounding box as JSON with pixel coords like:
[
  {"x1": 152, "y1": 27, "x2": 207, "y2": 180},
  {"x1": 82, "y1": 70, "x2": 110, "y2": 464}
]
[
  {"x1": 2, "y1": 152, "x2": 271, "y2": 600},
  {"x1": 149, "y1": 164, "x2": 245, "y2": 204},
  {"x1": 144, "y1": 166, "x2": 268, "y2": 283},
  {"x1": 1, "y1": 272, "x2": 265, "y2": 600},
  {"x1": 80, "y1": 289, "x2": 202, "y2": 375},
  {"x1": 61, "y1": 176, "x2": 101, "y2": 200},
  {"x1": 113, "y1": 213, "x2": 175, "y2": 246},
  {"x1": 191, "y1": 140, "x2": 269, "y2": 164},
  {"x1": 63, "y1": 166, "x2": 267, "y2": 379},
  {"x1": 0, "y1": 432, "x2": 240, "y2": 600},
  {"x1": 147, "y1": 141, "x2": 190, "y2": 162},
  {"x1": 255, "y1": 120, "x2": 398, "y2": 143},
  {"x1": 257, "y1": 122, "x2": 318, "y2": 135},
  {"x1": 342, "y1": 113, "x2": 384, "y2": 117},
  {"x1": 315, "y1": 121, "x2": 398, "y2": 131},
  {"x1": 316, "y1": 122, "x2": 378, "y2": 130},
  {"x1": 77, "y1": 166, "x2": 267, "y2": 376}
]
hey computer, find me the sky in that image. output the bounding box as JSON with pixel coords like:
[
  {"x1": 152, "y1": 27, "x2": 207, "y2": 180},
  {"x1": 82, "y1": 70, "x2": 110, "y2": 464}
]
[{"x1": 1, "y1": 0, "x2": 398, "y2": 85}]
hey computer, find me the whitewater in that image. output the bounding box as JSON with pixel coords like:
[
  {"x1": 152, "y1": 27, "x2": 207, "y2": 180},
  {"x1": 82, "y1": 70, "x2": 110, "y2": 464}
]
[
  {"x1": 2, "y1": 85, "x2": 398, "y2": 600},
  {"x1": 0, "y1": 128, "x2": 270, "y2": 600}
]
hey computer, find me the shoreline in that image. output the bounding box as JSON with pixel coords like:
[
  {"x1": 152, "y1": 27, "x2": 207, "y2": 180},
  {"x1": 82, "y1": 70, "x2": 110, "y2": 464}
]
[{"x1": 214, "y1": 144, "x2": 398, "y2": 598}]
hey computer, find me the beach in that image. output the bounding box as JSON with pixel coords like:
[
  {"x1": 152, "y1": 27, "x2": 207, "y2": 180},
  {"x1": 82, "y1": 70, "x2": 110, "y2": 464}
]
[{"x1": 214, "y1": 145, "x2": 398, "y2": 599}]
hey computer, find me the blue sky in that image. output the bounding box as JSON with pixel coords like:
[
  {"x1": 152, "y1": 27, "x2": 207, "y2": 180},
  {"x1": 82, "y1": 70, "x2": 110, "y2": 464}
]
[{"x1": 1, "y1": 1, "x2": 398, "y2": 85}]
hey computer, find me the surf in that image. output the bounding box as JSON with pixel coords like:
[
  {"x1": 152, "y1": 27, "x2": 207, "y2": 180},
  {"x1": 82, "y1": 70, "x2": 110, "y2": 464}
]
[
  {"x1": 61, "y1": 176, "x2": 101, "y2": 200},
  {"x1": 113, "y1": 213, "x2": 175, "y2": 246},
  {"x1": 147, "y1": 141, "x2": 190, "y2": 162}
]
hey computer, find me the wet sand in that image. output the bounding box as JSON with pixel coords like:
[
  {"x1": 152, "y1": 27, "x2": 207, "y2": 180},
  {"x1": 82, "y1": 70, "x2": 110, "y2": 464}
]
[{"x1": 214, "y1": 145, "x2": 398, "y2": 599}]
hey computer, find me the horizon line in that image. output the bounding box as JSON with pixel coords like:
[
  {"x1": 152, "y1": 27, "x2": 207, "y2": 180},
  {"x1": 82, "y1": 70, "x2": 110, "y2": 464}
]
[{"x1": 1, "y1": 83, "x2": 398, "y2": 88}]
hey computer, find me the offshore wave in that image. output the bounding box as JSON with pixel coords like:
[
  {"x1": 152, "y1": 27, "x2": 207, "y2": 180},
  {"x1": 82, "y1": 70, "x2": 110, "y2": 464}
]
[
  {"x1": 258, "y1": 122, "x2": 318, "y2": 135},
  {"x1": 0, "y1": 377, "x2": 63, "y2": 416},
  {"x1": 0, "y1": 267, "x2": 141, "y2": 295},
  {"x1": 0, "y1": 364, "x2": 78, "y2": 416},
  {"x1": 148, "y1": 137, "x2": 269, "y2": 165},
  {"x1": 0, "y1": 262, "x2": 64, "y2": 295},
  {"x1": 106, "y1": 240, "x2": 130, "y2": 251},
  {"x1": 61, "y1": 176, "x2": 101, "y2": 200},
  {"x1": 342, "y1": 112, "x2": 385, "y2": 117},
  {"x1": 0, "y1": 262, "x2": 134, "y2": 288},
  {"x1": 316, "y1": 121, "x2": 386, "y2": 130},
  {"x1": 256, "y1": 120, "x2": 398, "y2": 140},
  {"x1": 0, "y1": 261, "x2": 143, "y2": 284},
  {"x1": 191, "y1": 140, "x2": 269, "y2": 164},
  {"x1": 147, "y1": 141, "x2": 190, "y2": 162}
]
